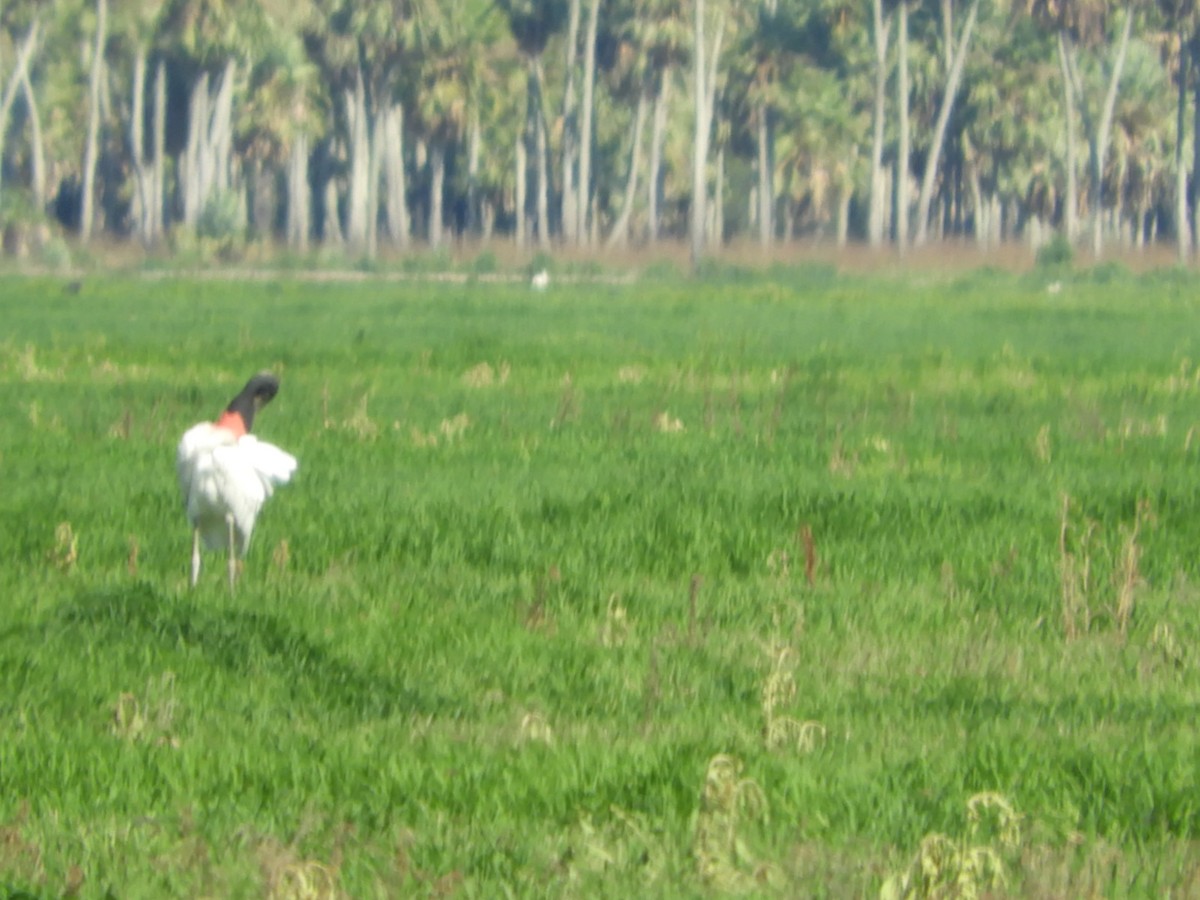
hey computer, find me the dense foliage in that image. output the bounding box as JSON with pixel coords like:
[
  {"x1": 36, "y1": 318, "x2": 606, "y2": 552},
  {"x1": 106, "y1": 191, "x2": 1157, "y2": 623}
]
[{"x1": 0, "y1": 0, "x2": 1193, "y2": 260}]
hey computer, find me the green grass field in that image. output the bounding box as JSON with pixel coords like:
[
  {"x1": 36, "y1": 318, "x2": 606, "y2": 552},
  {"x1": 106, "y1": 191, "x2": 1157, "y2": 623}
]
[{"x1": 3, "y1": 267, "x2": 1200, "y2": 897}]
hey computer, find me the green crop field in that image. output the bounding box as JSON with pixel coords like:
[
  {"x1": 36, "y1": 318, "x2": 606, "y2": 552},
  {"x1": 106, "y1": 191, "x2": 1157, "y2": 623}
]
[{"x1": 3, "y1": 266, "x2": 1200, "y2": 897}]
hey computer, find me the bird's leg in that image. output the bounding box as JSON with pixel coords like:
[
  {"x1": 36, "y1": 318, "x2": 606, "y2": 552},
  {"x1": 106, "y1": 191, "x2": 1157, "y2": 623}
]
[
  {"x1": 190, "y1": 528, "x2": 201, "y2": 588},
  {"x1": 226, "y1": 515, "x2": 237, "y2": 594}
]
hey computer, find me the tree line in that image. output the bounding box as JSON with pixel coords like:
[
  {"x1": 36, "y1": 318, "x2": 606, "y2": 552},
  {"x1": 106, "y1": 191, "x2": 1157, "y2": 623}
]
[{"x1": 1, "y1": 0, "x2": 1198, "y2": 263}]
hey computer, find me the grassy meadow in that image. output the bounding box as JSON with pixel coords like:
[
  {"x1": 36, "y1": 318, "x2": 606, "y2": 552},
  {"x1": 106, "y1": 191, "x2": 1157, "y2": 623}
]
[{"x1": 3, "y1": 266, "x2": 1200, "y2": 896}]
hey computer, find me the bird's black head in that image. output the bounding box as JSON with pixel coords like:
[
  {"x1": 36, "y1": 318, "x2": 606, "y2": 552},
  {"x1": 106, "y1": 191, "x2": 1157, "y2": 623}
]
[{"x1": 225, "y1": 372, "x2": 281, "y2": 433}]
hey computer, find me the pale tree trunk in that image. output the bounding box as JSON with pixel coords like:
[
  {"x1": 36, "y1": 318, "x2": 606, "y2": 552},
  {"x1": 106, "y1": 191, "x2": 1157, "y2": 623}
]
[
  {"x1": 151, "y1": 59, "x2": 165, "y2": 238},
  {"x1": 913, "y1": 0, "x2": 978, "y2": 246},
  {"x1": 690, "y1": 0, "x2": 725, "y2": 269},
  {"x1": 246, "y1": 158, "x2": 274, "y2": 239},
  {"x1": 895, "y1": 0, "x2": 910, "y2": 254},
  {"x1": 1192, "y1": 44, "x2": 1200, "y2": 252},
  {"x1": 467, "y1": 109, "x2": 480, "y2": 237},
  {"x1": 345, "y1": 68, "x2": 371, "y2": 251},
  {"x1": 20, "y1": 69, "x2": 43, "y2": 212},
  {"x1": 534, "y1": 58, "x2": 550, "y2": 247},
  {"x1": 756, "y1": 0, "x2": 777, "y2": 248},
  {"x1": 366, "y1": 112, "x2": 383, "y2": 256},
  {"x1": 1177, "y1": 45, "x2": 1189, "y2": 262},
  {"x1": 835, "y1": 149, "x2": 855, "y2": 248},
  {"x1": 1061, "y1": 8, "x2": 1133, "y2": 259},
  {"x1": 755, "y1": 103, "x2": 773, "y2": 247},
  {"x1": 1112, "y1": 151, "x2": 1127, "y2": 246},
  {"x1": 414, "y1": 138, "x2": 428, "y2": 233},
  {"x1": 429, "y1": 143, "x2": 445, "y2": 248},
  {"x1": 606, "y1": 86, "x2": 649, "y2": 248},
  {"x1": 80, "y1": 0, "x2": 107, "y2": 243},
  {"x1": 691, "y1": 0, "x2": 706, "y2": 268},
  {"x1": 868, "y1": 0, "x2": 890, "y2": 247},
  {"x1": 0, "y1": 21, "x2": 40, "y2": 200},
  {"x1": 182, "y1": 72, "x2": 209, "y2": 226},
  {"x1": 1057, "y1": 31, "x2": 1079, "y2": 244},
  {"x1": 1027, "y1": 215, "x2": 1045, "y2": 250},
  {"x1": 210, "y1": 61, "x2": 234, "y2": 198},
  {"x1": 967, "y1": 162, "x2": 985, "y2": 247},
  {"x1": 520, "y1": 64, "x2": 535, "y2": 244},
  {"x1": 560, "y1": 0, "x2": 582, "y2": 243},
  {"x1": 712, "y1": 144, "x2": 724, "y2": 243},
  {"x1": 647, "y1": 69, "x2": 671, "y2": 242},
  {"x1": 482, "y1": 200, "x2": 495, "y2": 240},
  {"x1": 590, "y1": 186, "x2": 600, "y2": 244},
  {"x1": 182, "y1": 59, "x2": 237, "y2": 229},
  {"x1": 381, "y1": 103, "x2": 410, "y2": 247},
  {"x1": 286, "y1": 132, "x2": 310, "y2": 250},
  {"x1": 836, "y1": 184, "x2": 852, "y2": 247},
  {"x1": 1090, "y1": 6, "x2": 1133, "y2": 258},
  {"x1": 515, "y1": 130, "x2": 527, "y2": 246},
  {"x1": 577, "y1": 0, "x2": 602, "y2": 245},
  {"x1": 130, "y1": 47, "x2": 150, "y2": 242},
  {"x1": 322, "y1": 177, "x2": 343, "y2": 245}
]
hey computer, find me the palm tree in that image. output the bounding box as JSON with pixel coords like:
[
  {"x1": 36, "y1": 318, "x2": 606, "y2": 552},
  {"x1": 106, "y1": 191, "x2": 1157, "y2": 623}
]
[
  {"x1": 868, "y1": 0, "x2": 895, "y2": 247},
  {"x1": 636, "y1": 0, "x2": 688, "y2": 243},
  {"x1": 690, "y1": 0, "x2": 725, "y2": 269},
  {"x1": 1027, "y1": 0, "x2": 1137, "y2": 257},
  {"x1": 0, "y1": 8, "x2": 42, "y2": 204},
  {"x1": 403, "y1": 0, "x2": 481, "y2": 248},
  {"x1": 960, "y1": 12, "x2": 1059, "y2": 247},
  {"x1": 108, "y1": 0, "x2": 170, "y2": 244},
  {"x1": 578, "y1": 0, "x2": 602, "y2": 244},
  {"x1": 79, "y1": 0, "x2": 107, "y2": 245},
  {"x1": 734, "y1": 0, "x2": 798, "y2": 249},
  {"x1": 467, "y1": 41, "x2": 524, "y2": 240},
  {"x1": 158, "y1": 0, "x2": 272, "y2": 234},
  {"x1": 1157, "y1": 0, "x2": 1199, "y2": 259},
  {"x1": 497, "y1": 0, "x2": 569, "y2": 245},
  {"x1": 603, "y1": 7, "x2": 651, "y2": 248},
  {"x1": 238, "y1": 27, "x2": 322, "y2": 245},
  {"x1": 1106, "y1": 36, "x2": 1173, "y2": 246},
  {"x1": 912, "y1": 0, "x2": 980, "y2": 246},
  {"x1": 305, "y1": 0, "x2": 416, "y2": 253}
]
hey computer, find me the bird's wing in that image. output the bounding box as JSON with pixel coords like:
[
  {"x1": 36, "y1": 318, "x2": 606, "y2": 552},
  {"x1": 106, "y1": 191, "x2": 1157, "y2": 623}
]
[
  {"x1": 236, "y1": 436, "x2": 298, "y2": 494},
  {"x1": 209, "y1": 437, "x2": 296, "y2": 552}
]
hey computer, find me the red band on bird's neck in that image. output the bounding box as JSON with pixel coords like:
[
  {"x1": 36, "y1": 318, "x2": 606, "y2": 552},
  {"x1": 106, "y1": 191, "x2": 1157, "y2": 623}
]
[{"x1": 216, "y1": 410, "x2": 247, "y2": 437}]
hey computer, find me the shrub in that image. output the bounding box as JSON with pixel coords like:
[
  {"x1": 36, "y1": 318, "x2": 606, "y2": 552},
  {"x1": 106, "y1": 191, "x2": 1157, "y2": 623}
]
[
  {"x1": 1034, "y1": 233, "x2": 1073, "y2": 269},
  {"x1": 196, "y1": 190, "x2": 244, "y2": 242},
  {"x1": 469, "y1": 249, "x2": 498, "y2": 275}
]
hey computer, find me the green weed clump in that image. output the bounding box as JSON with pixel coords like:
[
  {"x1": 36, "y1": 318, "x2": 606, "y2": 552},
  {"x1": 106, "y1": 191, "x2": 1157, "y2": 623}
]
[
  {"x1": 1034, "y1": 233, "x2": 1073, "y2": 269},
  {"x1": 2, "y1": 271, "x2": 1200, "y2": 895}
]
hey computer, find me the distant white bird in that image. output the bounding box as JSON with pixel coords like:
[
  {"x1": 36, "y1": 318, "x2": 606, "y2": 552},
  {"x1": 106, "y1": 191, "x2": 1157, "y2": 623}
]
[
  {"x1": 531, "y1": 269, "x2": 550, "y2": 290},
  {"x1": 176, "y1": 372, "x2": 297, "y2": 591}
]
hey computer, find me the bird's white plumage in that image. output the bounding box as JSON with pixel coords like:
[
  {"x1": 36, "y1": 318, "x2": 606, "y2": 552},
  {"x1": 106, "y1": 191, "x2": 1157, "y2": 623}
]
[{"x1": 176, "y1": 422, "x2": 297, "y2": 554}]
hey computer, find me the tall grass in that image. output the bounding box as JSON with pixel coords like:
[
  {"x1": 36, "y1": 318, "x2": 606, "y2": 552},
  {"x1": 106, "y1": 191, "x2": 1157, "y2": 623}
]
[{"x1": 2, "y1": 270, "x2": 1200, "y2": 895}]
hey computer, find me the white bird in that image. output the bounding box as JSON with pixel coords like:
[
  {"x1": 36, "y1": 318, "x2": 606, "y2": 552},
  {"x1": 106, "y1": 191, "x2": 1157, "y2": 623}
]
[
  {"x1": 176, "y1": 372, "x2": 297, "y2": 591},
  {"x1": 531, "y1": 269, "x2": 550, "y2": 290}
]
